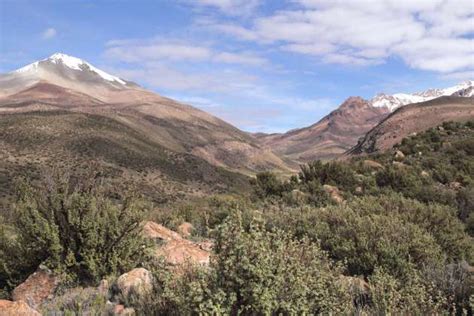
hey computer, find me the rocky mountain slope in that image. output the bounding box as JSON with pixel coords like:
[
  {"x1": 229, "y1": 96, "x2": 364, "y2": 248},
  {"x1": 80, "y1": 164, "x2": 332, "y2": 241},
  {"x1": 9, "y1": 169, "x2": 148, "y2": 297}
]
[
  {"x1": 348, "y1": 96, "x2": 474, "y2": 154},
  {"x1": 0, "y1": 53, "x2": 288, "y2": 175},
  {"x1": 258, "y1": 81, "x2": 473, "y2": 162},
  {"x1": 370, "y1": 80, "x2": 474, "y2": 111},
  {"x1": 257, "y1": 97, "x2": 390, "y2": 162}
]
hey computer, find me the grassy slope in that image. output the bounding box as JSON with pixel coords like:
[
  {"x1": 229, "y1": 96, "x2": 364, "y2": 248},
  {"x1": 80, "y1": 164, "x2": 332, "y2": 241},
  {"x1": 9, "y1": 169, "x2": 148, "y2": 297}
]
[{"x1": 0, "y1": 110, "x2": 250, "y2": 208}]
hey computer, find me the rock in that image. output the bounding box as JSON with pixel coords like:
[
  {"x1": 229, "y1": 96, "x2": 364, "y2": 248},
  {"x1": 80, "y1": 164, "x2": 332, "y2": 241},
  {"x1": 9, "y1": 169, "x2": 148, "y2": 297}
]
[
  {"x1": 363, "y1": 159, "x2": 384, "y2": 170},
  {"x1": 143, "y1": 221, "x2": 211, "y2": 266},
  {"x1": 0, "y1": 300, "x2": 41, "y2": 316},
  {"x1": 177, "y1": 222, "x2": 193, "y2": 238},
  {"x1": 113, "y1": 304, "x2": 125, "y2": 314},
  {"x1": 143, "y1": 221, "x2": 182, "y2": 242},
  {"x1": 197, "y1": 240, "x2": 214, "y2": 252},
  {"x1": 116, "y1": 268, "x2": 153, "y2": 298},
  {"x1": 12, "y1": 265, "x2": 58, "y2": 309},
  {"x1": 290, "y1": 189, "x2": 307, "y2": 202},
  {"x1": 355, "y1": 186, "x2": 363, "y2": 194},
  {"x1": 323, "y1": 184, "x2": 344, "y2": 204},
  {"x1": 449, "y1": 182, "x2": 462, "y2": 190},
  {"x1": 113, "y1": 304, "x2": 135, "y2": 315},
  {"x1": 421, "y1": 170, "x2": 430, "y2": 177},
  {"x1": 155, "y1": 239, "x2": 210, "y2": 266},
  {"x1": 394, "y1": 150, "x2": 405, "y2": 160}
]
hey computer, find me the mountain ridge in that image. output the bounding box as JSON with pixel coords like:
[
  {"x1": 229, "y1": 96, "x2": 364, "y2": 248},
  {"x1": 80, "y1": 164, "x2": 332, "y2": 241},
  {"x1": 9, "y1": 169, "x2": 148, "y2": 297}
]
[{"x1": 0, "y1": 53, "x2": 290, "y2": 174}]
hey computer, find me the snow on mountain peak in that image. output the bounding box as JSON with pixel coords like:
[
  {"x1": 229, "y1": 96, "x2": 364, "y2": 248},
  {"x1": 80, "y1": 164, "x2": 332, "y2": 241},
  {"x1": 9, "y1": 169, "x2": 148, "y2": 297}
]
[
  {"x1": 12, "y1": 52, "x2": 126, "y2": 85},
  {"x1": 370, "y1": 80, "x2": 474, "y2": 111}
]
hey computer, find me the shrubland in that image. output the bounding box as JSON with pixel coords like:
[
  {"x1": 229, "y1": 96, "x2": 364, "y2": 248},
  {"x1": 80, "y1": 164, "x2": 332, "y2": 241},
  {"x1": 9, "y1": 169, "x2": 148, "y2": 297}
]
[{"x1": 0, "y1": 121, "x2": 473, "y2": 314}]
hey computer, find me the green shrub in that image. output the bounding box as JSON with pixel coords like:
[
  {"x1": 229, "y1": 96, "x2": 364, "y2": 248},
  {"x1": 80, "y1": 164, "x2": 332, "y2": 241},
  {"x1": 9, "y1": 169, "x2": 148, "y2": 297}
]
[
  {"x1": 206, "y1": 213, "x2": 351, "y2": 314},
  {"x1": 0, "y1": 169, "x2": 152, "y2": 292},
  {"x1": 299, "y1": 160, "x2": 357, "y2": 192}
]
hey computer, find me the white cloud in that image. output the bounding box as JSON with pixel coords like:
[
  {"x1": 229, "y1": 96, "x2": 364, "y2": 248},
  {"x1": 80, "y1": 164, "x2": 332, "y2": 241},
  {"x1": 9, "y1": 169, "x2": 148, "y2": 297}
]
[
  {"x1": 108, "y1": 62, "x2": 258, "y2": 92},
  {"x1": 186, "y1": 0, "x2": 261, "y2": 15},
  {"x1": 105, "y1": 42, "x2": 212, "y2": 62},
  {"x1": 105, "y1": 38, "x2": 268, "y2": 66},
  {"x1": 209, "y1": 0, "x2": 474, "y2": 75},
  {"x1": 214, "y1": 52, "x2": 267, "y2": 66},
  {"x1": 41, "y1": 28, "x2": 57, "y2": 40}
]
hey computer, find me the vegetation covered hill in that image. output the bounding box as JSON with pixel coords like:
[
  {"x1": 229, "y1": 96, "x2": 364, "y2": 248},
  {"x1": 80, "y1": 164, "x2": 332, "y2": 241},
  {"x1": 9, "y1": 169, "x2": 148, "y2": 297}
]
[
  {"x1": 0, "y1": 110, "x2": 250, "y2": 208},
  {"x1": 349, "y1": 96, "x2": 474, "y2": 154},
  {"x1": 1, "y1": 120, "x2": 472, "y2": 314}
]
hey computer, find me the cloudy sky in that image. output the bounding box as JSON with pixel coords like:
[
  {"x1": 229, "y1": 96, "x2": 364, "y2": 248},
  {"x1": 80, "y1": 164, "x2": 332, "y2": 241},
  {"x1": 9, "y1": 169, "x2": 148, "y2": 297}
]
[{"x1": 1, "y1": 0, "x2": 473, "y2": 132}]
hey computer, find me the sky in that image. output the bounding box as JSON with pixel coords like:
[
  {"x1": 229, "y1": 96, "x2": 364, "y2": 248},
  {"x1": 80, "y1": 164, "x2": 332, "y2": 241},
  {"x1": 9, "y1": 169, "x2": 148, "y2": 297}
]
[{"x1": 0, "y1": 0, "x2": 473, "y2": 133}]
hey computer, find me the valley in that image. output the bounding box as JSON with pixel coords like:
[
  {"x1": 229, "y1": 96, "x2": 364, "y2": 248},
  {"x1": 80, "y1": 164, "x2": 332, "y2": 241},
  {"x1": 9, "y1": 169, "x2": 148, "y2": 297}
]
[{"x1": 0, "y1": 53, "x2": 473, "y2": 315}]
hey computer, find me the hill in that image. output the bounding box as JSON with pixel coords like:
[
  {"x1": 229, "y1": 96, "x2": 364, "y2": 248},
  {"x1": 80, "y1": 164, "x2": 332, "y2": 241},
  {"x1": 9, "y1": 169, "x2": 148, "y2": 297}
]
[
  {"x1": 348, "y1": 96, "x2": 474, "y2": 155},
  {"x1": 0, "y1": 110, "x2": 251, "y2": 206},
  {"x1": 0, "y1": 53, "x2": 289, "y2": 175},
  {"x1": 257, "y1": 97, "x2": 389, "y2": 162}
]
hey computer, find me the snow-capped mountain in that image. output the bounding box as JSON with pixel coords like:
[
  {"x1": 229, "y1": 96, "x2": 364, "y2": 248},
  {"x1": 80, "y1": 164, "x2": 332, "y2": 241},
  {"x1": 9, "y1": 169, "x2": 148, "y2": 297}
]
[
  {"x1": 0, "y1": 53, "x2": 139, "y2": 101},
  {"x1": 13, "y1": 53, "x2": 127, "y2": 85},
  {"x1": 370, "y1": 80, "x2": 474, "y2": 111}
]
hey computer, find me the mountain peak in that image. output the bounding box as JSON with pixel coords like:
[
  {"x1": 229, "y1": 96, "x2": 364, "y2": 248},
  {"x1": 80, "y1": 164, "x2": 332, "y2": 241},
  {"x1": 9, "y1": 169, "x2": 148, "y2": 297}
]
[
  {"x1": 370, "y1": 80, "x2": 474, "y2": 111},
  {"x1": 12, "y1": 52, "x2": 127, "y2": 85}
]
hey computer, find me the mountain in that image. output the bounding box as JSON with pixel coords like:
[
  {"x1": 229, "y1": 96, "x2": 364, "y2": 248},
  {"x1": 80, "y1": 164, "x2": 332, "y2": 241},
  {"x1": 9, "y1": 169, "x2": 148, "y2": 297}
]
[
  {"x1": 348, "y1": 96, "x2": 474, "y2": 155},
  {"x1": 257, "y1": 81, "x2": 473, "y2": 162},
  {"x1": 0, "y1": 53, "x2": 293, "y2": 204},
  {"x1": 257, "y1": 97, "x2": 390, "y2": 162},
  {"x1": 0, "y1": 53, "x2": 288, "y2": 175},
  {"x1": 370, "y1": 80, "x2": 474, "y2": 112}
]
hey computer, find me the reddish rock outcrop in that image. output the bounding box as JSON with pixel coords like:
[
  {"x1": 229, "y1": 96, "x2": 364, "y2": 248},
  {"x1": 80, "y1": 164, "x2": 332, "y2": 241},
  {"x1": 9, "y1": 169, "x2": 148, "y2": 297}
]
[
  {"x1": 143, "y1": 221, "x2": 210, "y2": 266},
  {"x1": 12, "y1": 266, "x2": 58, "y2": 309},
  {"x1": 116, "y1": 268, "x2": 153, "y2": 298},
  {"x1": 323, "y1": 184, "x2": 344, "y2": 204},
  {"x1": 177, "y1": 222, "x2": 193, "y2": 237},
  {"x1": 0, "y1": 300, "x2": 41, "y2": 316}
]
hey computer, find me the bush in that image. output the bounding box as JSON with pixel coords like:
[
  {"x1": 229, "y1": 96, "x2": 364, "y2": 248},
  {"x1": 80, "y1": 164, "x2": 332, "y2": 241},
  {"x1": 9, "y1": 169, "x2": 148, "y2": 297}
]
[
  {"x1": 0, "y1": 169, "x2": 152, "y2": 292},
  {"x1": 206, "y1": 213, "x2": 351, "y2": 314},
  {"x1": 299, "y1": 160, "x2": 357, "y2": 192},
  {"x1": 129, "y1": 213, "x2": 352, "y2": 315}
]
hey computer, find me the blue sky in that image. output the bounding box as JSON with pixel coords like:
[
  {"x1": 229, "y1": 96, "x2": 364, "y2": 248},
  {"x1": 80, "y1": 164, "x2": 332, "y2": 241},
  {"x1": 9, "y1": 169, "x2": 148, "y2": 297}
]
[{"x1": 1, "y1": 0, "x2": 473, "y2": 132}]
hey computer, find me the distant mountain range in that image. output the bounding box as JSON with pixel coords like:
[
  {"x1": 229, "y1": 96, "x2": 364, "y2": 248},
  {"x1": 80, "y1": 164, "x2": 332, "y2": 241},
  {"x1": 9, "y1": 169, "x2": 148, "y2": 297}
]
[
  {"x1": 258, "y1": 81, "x2": 474, "y2": 162},
  {"x1": 0, "y1": 52, "x2": 472, "y2": 188},
  {"x1": 369, "y1": 80, "x2": 474, "y2": 111}
]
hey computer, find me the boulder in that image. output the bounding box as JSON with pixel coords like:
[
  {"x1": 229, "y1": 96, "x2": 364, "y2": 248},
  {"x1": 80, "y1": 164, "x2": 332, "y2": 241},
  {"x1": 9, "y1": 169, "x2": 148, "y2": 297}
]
[
  {"x1": 112, "y1": 304, "x2": 135, "y2": 315},
  {"x1": 143, "y1": 221, "x2": 211, "y2": 266},
  {"x1": 12, "y1": 265, "x2": 58, "y2": 309},
  {"x1": 0, "y1": 300, "x2": 41, "y2": 316},
  {"x1": 197, "y1": 240, "x2": 214, "y2": 252},
  {"x1": 449, "y1": 182, "x2": 462, "y2": 190},
  {"x1": 323, "y1": 184, "x2": 344, "y2": 204},
  {"x1": 394, "y1": 150, "x2": 405, "y2": 160},
  {"x1": 116, "y1": 268, "x2": 153, "y2": 298},
  {"x1": 155, "y1": 239, "x2": 210, "y2": 266},
  {"x1": 421, "y1": 170, "x2": 429, "y2": 177},
  {"x1": 177, "y1": 222, "x2": 194, "y2": 238},
  {"x1": 363, "y1": 159, "x2": 384, "y2": 170},
  {"x1": 143, "y1": 221, "x2": 182, "y2": 242}
]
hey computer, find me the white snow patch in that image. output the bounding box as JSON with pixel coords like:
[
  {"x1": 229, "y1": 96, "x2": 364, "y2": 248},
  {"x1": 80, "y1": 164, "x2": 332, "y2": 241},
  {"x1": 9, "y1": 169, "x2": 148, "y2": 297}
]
[
  {"x1": 11, "y1": 53, "x2": 126, "y2": 85},
  {"x1": 370, "y1": 80, "x2": 474, "y2": 111}
]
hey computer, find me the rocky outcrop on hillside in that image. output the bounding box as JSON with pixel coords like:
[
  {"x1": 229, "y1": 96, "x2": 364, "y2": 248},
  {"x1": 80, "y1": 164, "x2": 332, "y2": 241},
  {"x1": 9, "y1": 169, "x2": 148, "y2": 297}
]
[
  {"x1": 0, "y1": 299, "x2": 41, "y2": 316},
  {"x1": 12, "y1": 265, "x2": 58, "y2": 310},
  {"x1": 142, "y1": 221, "x2": 211, "y2": 266}
]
